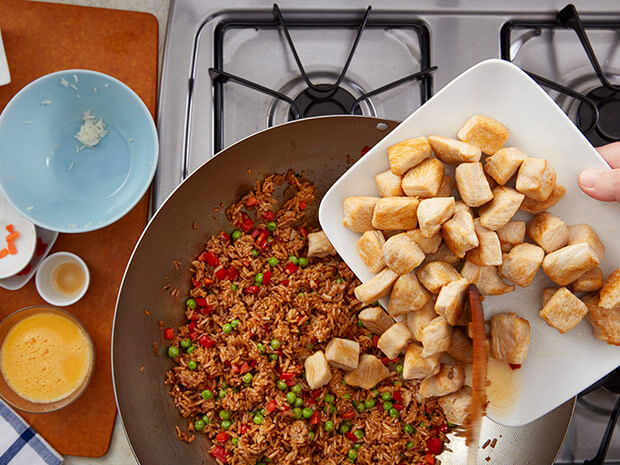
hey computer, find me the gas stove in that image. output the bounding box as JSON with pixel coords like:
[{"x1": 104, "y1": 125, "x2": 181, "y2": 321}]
[{"x1": 157, "y1": 2, "x2": 620, "y2": 463}]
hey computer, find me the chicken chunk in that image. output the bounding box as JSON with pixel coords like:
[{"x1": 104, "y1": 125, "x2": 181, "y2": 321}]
[
  {"x1": 526, "y1": 212, "x2": 569, "y2": 253},
  {"x1": 500, "y1": 243, "x2": 544, "y2": 287},
  {"x1": 417, "y1": 261, "x2": 462, "y2": 294},
  {"x1": 428, "y1": 135, "x2": 482, "y2": 164},
  {"x1": 521, "y1": 184, "x2": 566, "y2": 214},
  {"x1": 383, "y1": 233, "x2": 425, "y2": 275},
  {"x1": 599, "y1": 267, "x2": 620, "y2": 310},
  {"x1": 419, "y1": 364, "x2": 465, "y2": 398},
  {"x1": 447, "y1": 327, "x2": 473, "y2": 363},
  {"x1": 421, "y1": 316, "x2": 453, "y2": 357},
  {"x1": 542, "y1": 243, "x2": 601, "y2": 286},
  {"x1": 457, "y1": 115, "x2": 509, "y2": 155},
  {"x1": 344, "y1": 354, "x2": 390, "y2": 390},
  {"x1": 305, "y1": 351, "x2": 332, "y2": 389},
  {"x1": 343, "y1": 196, "x2": 379, "y2": 232},
  {"x1": 371, "y1": 197, "x2": 419, "y2": 230},
  {"x1": 388, "y1": 137, "x2": 431, "y2": 176},
  {"x1": 388, "y1": 273, "x2": 431, "y2": 317},
  {"x1": 490, "y1": 313, "x2": 530, "y2": 364},
  {"x1": 515, "y1": 157, "x2": 557, "y2": 202},
  {"x1": 438, "y1": 387, "x2": 472, "y2": 425},
  {"x1": 467, "y1": 219, "x2": 502, "y2": 267},
  {"x1": 483, "y1": 147, "x2": 527, "y2": 185},
  {"x1": 325, "y1": 338, "x2": 360, "y2": 371},
  {"x1": 307, "y1": 231, "x2": 337, "y2": 258},
  {"x1": 402, "y1": 343, "x2": 440, "y2": 380},
  {"x1": 478, "y1": 186, "x2": 524, "y2": 231},
  {"x1": 417, "y1": 197, "x2": 456, "y2": 238},
  {"x1": 539, "y1": 288, "x2": 588, "y2": 334},
  {"x1": 437, "y1": 175, "x2": 456, "y2": 197},
  {"x1": 401, "y1": 158, "x2": 445, "y2": 198},
  {"x1": 455, "y1": 162, "x2": 494, "y2": 207},
  {"x1": 407, "y1": 229, "x2": 442, "y2": 255},
  {"x1": 461, "y1": 260, "x2": 515, "y2": 295},
  {"x1": 375, "y1": 170, "x2": 404, "y2": 197},
  {"x1": 424, "y1": 242, "x2": 460, "y2": 265},
  {"x1": 435, "y1": 278, "x2": 469, "y2": 326},
  {"x1": 377, "y1": 322, "x2": 413, "y2": 359},
  {"x1": 542, "y1": 287, "x2": 557, "y2": 307},
  {"x1": 354, "y1": 268, "x2": 399, "y2": 304},
  {"x1": 568, "y1": 224, "x2": 605, "y2": 263},
  {"x1": 583, "y1": 293, "x2": 620, "y2": 346},
  {"x1": 356, "y1": 230, "x2": 386, "y2": 274},
  {"x1": 358, "y1": 306, "x2": 394, "y2": 335},
  {"x1": 496, "y1": 221, "x2": 526, "y2": 253},
  {"x1": 441, "y1": 203, "x2": 479, "y2": 258},
  {"x1": 406, "y1": 301, "x2": 437, "y2": 342}
]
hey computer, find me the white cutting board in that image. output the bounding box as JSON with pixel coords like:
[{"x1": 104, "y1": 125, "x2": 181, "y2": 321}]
[{"x1": 319, "y1": 59, "x2": 620, "y2": 427}]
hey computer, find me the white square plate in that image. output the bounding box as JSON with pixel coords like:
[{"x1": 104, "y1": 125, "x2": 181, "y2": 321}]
[{"x1": 319, "y1": 59, "x2": 620, "y2": 426}]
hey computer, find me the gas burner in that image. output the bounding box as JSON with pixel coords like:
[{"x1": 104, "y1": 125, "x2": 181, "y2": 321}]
[
  {"x1": 290, "y1": 84, "x2": 363, "y2": 120},
  {"x1": 577, "y1": 86, "x2": 620, "y2": 146}
]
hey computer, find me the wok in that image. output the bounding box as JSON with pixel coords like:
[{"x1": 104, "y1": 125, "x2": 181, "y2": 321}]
[{"x1": 113, "y1": 116, "x2": 574, "y2": 465}]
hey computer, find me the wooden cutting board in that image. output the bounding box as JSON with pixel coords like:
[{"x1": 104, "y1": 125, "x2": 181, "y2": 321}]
[{"x1": 0, "y1": 0, "x2": 157, "y2": 457}]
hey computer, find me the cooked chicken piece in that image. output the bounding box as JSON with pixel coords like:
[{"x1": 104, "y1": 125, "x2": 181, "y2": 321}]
[
  {"x1": 515, "y1": 157, "x2": 557, "y2": 202},
  {"x1": 599, "y1": 267, "x2": 620, "y2": 310},
  {"x1": 377, "y1": 322, "x2": 413, "y2": 359},
  {"x1": 583, "y1": 293, "x2": 620, "y2": 346},
  {"x1": 407, "y1": 229, "x2": 442, "y2": 255},
  {"x1": 304, "y1": 351, "x2": 332, "y2": 389},
  {"x1": 375, "y1": 170, "x2": 404, "y2": 197},
  {"x1": 496, "y1": 221, "x2": 526, "y2": 253},
  {"x1": 568, "y1": 224, "x2": 605, "y2": 263},
  {"x1": 325, "y1": 338, "x2": 360, "y2": 371},
  {"x1": 388, "y1": 137, "x2": 431, "y2": 176},
  {"x1": 343, "y1": 196, "x2": 379, "y2": 232},
  {"x1": 406, "y1": 300, "x2": 437, "y2": 341},
  {"x1": 417, "y1": 261, "x2": 462, "y2": 294},
  {"x1": 419, "y1": 364, "x2": 465, "y2": 398},
  {"x1": 402, "y1": 343, "x2": 441, "y2": 380},
  {"x1": 388, "y1": 273, "x2": 431, "y2": 317},
  {"x1": 354, "y1": 268, "x2": 399, "y2": 304},
  {"x1": 383, "y1": 232, "x2": 425, "y2": 275},
  {"x1": 441, "y1": 202, "x2": 479, "y2": 258},
  {"x1": 344, "y1": 354, "x2": 390, "y2": 390},
  {"x1": 455, "y1": 162, "x2": 494, "y2": 207},
  {"x1": 490, "y1": 313, "x2": 530, "y2": 364},
  {"x1": 401, "y1": 158, "x2": 445, "y2": 198},
  {"x1": 421, "y1": 316, "x2": 453, "y2": 357},
  {"x1": 525, "y1": 212, "x2": 569, "y2": 254},
  {"x1": 521, "y1": 184, "x2": 566, "y2": 214},
  {"x1": 307, "y1": 231, "x2": 337, "y2": 258},
  {"x1": 542, "y1": 243, "x2": 600, "y2": 286},
  {"x1": 424, "y1": 242, "x2": 460, "y2": 265},
  {"x1": 435, "y1": 278, "x2": 469, "y2": 326},
  {"x1": 500, "y1": 243, "x2": 544, "y2": 287},
  {"x1": 461, "y1": 260, "x2": 515, "y2": 295},
  {"x1": 438, "y1": 386, "x2": 472, "y2": 425},
  {"x1": 436, "y1": 175, "x2": 456, "y2": 197},
  {"x1": 371, "y1": 197, "x2": 419, "y2": 230},
  {"x1": 417, "y1": 197, "x2": 456, "y2": 238},
  {"x1": 483, "y1": 147, "x2": 527, "y2": 185},
  {"x1": 467, "y1": 219, "x2": 502, "y2": 267},
  {"x1": 539, "y1": 287, "x2": 588, "y2": 334},
  {"x1": 542, "y1": 287, "x2": 557, "y2": 307},
  {"x1": 457, "y1": 115, "x2": 509, "y2": 155},
  {"x1": 358, "y1": 306, "x2": 394, "y2": 335},
  {"x1": 356, "y1": 230, "x2": 386, "y2": 274},
  {"x1": 447, "y1": 327, "x2": 473, "y2": 363},
  {"x1": 428, "y1": 135, "x2": 482, "y2": 164},
  {"x1": 478, "y1": 186, "x2": 524, "y2": 231},
  {"x1": 570, "y1": 267, "x2": 603, "y2": 293}
]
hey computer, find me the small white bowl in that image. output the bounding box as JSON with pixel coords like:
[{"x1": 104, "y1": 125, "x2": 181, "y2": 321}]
[{"x1": 35, "y1": 252, "x2": 89, "y2": 306}]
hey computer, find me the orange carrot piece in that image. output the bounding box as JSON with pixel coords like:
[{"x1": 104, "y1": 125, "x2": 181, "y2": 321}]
[
  {"x1": 5, "y1": 224, "x2": 13, "y2": 233},
  {"x1": 5, "y1": 232, "x2": 19, "y2": 241},
  {"x1": 7, "y1": 241, "x2": 16, "y2": 255},
  {"x1": 0, "y1": 248, "x2": 7, "y2": 258}
]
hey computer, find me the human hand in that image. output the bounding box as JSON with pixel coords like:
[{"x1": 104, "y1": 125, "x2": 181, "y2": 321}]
[{"x1": 578, "y1": 141, "x2": 620, "y2": 203}]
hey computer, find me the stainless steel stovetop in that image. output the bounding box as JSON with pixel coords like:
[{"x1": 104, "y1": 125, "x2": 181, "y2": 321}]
[{"x1": 157, "y1": 1, "x2": 620, "y2": 463}]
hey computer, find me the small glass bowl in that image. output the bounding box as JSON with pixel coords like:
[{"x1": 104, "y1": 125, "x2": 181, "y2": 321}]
[{"x1": 0, "y1": 306, "x2": 95, "y2": 413}]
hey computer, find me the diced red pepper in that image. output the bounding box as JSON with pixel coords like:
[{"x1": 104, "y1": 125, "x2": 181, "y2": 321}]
[
  {"x1": 195, "y1": 297, "x2": 207, "y2": 307},
  {"x1": 299, "y1": 201, "x2": 306, "y2": 210},
  {"x1": 306, "y1": 398, "x2": 317, "y2": 406},
  {"x1": 250, "y1": 229, "x2": 260, "y2": 239},
  {"x1": 266, "y1": 400, "x2": 277, "y2": 414},
  {"x1": 220, "y1": 232, "x2": 231, "y2": 243},
  {"x1": 285, "y1": 379, "x2": 295, "y2": 387},
  {"x1": 192, "y1": 279, "x2": 201, "y2": 288},
  {"x1": 227, "y1": 267, "x2": 238, "y2": 280},
  {"x1": 200, "y1": 305, "x2": 213, "y2": 316},
  {"x1": 215, "y1": 268, "x2": 228, "y2": 280},
  {"x1": 280, "y1": 280, "x2": 289, "y2": 286},
  {"x1": 393, "y1": 403, "x2": 404, "y2": 412},
  {"x1": 199, "y1": 335, "x2": 214, "y2": 348},
  {"x1": 189, "y1": 331, "x2": 198, "y2": 340},
  {"x1": 426, "y1": 437, "x2": 443, "y2": 455},
  {"x1": 203, "y1": 277, "x2": 214, "y2": 286},
  {"x1": 239, "y1": 362, "x2": 251, "y2": 374},
  {"x1": 284, "y1": 262, "x2": 298, "y2": 274},
  {"x1": 210, "y1": 445, "x2": 228, "y2": 462},
  {"x1": 281, "y1": 404, "x2": 291, "y2": 411},
  {"x1": 311, "y1": 389, "x2": 322, "y2": 399},
  {"x1": 231, "y1": 364, "x2": 240, "y2": 374},
  {"x1": 299, "y1": 227, "x2": 308, "y2": 238},
  {"x1": 256, "y1": 232, "x2": 268, "y2": 249},
  {"x1": 163, "y1": 328, "x2": 174, "y2": 340},
  {"x1": 263, "y1": 270, "x2": 271, "y2": 285},
  {"x1": 188, "y1": 313, "x2": 199, "y2": 321},
  {"x1": 360, "y1": 145, "x2": 371, "y2": 156},
  {"x1": 381, "y1": 356, "x2": 390, "y2": 366},
  {"x1": 345, "y1": 431, "x2": 357, "y2": 441},
  {"x1": 240, "y1": 216, "x2": 254, "y2": 233},
  {"x1": 392, "y1": 391, "x2": 402, "y2": 402},
  {"x1": 310, "y1": 411, "x2": 321, "y2": 425},
  {"x1": 425, "y1": 454, "x2": 435, "y2": 465},
  {"x1": 341, "y1": 411, "x2": 356, "y2": 420},
  {"x1": 438, "y1": 424, "x2": 449, "y2": 433},
  {"x1": 245, "y1": 197, "x2": 257, "y2": 207},
  {"x1": 215, "y1": 432, "x2": 229, "y2": 442},
  {"x1": 263, "y1": 211, "x2": 275, "y2": 221},
  {"x1": 201, "y1": 251, "x2": 220, "y2": 266},
  {"x1": 509, "y1": 363, "x2": 521, "y2": 370},
  {"x1": 372, "y1": 335, "x2": 379, "y2": 347},
  {"x1": 240, "y1": 424, "x2": 248, "y2": 434},
  {"x1": 188, "y1": 321, "x2": 197, "y2": 331},
  {"x1": 249, "y1": 360, "x2": 258, "y2": 368},
  {"x1": 280, "y1": 372, "x2": 295, "y2": 381},
  {"x1": 245, "y1": 285, "x2": 259, "y2": 294}
]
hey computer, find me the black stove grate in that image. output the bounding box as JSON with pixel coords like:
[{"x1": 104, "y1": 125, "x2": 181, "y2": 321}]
[{"x1": 209, "y1": 4, "x2": 435, "y2": 153}]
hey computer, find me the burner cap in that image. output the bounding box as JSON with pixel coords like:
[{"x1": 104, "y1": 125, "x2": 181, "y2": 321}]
[
  {"x1": 576, "y1": 86, "x2": 620, "y2": 146},
  {"x1": 290, "y1": 84, "x2": 362, "y2": 120}
]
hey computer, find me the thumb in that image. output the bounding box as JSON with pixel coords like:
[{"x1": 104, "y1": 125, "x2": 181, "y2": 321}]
[{"x1": 578, "y1": 168, "x2": 620, "y2": 203}]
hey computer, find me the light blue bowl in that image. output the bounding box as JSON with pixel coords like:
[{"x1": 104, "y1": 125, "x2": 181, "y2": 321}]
[{"x1": 0, "y1": 70, "x2": 158, "y2": 233}]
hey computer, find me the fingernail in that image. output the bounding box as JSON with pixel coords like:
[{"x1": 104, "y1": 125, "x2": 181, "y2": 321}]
[{"x1": 580, "y1": 169, "x2": 602, "y2": 189}]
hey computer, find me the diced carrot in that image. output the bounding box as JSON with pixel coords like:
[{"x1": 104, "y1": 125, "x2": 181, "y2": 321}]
[
  {"x1": 7, "y1": 241, "x2": 16, "y2": 255},
  {"x1": 6, "y1": 232, "x2": 19, "y2": 241},
  {"x1": 5, "y1": 224, "x2": 13, "y2": 233},
  {"x1": 0, "y1": 248, "x2": 7, "y2": 259}
]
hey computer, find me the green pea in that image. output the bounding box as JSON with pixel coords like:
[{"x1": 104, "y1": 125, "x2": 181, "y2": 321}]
[
  {"x1": 231, "y1": 229, "x2": 242, "y2": 240},
  {"x1": 404, "y1": 424, "x2": 415, "y2": 434},
  {"x1": 371, "y1": 389, "x2": 379, "y2": 397},
  {"x1": 286, "y1": 392, "x2": 297, "y2": 404},
  {"x1": 389, "y1": 408, "x2": 399, "y2": 418},
  {"x1": 242, "y1": 373, "x2": 253, "y2": 384},
  {"x1": 357, "y1": 320, "x2": 363, "y2": 327},
  {"x1": 324, "y1": 420, "x2": 334, "y2": 432},
  {"x1": 336, "y1": 278, "x2": 343, "y2": 284},
  {"x1": 186, "y1": 346, "x2": 195, "y2": 354},
  {"x1": 355, "y1": 402, "x2": 365, "y2": 413},
  {"x1": 298, "y1": 257, "x2": 308, "y2": 268},
  {"x1": 364, "y1": 399, "x2": 375, "y2": 409},
  {"x1": 348, "y1": 459, "x2": 355, "y2": 464},
  {"x1": 419, "y1": 422, "x2": 426, "y2": 428},
  {"x1": 288, "y1": 255, "x2": 298, "y2": 265},
  {"x1": 251, "y1": 249, "x2": 259, "y2": 258},
  {"x1": 395, "y1": 364, "x2": 403, "y2": 375},
  {"x1": 180, "y1": 338, "x2": 191, "y2": 349},
  {"x1": 201, "y1": 389, "x2": 213, "y2": 400},
  {"x1": 297, "y1": 292, "x2": 305, "y2": 298},
  {"x1": 232, "y1": 437, "x2": 239, "y2": 446},
  {"x1": 186, "y1": 298, "x2": 197, "y2": 309},
  {"x1": 381, "y1": 392, "x2": 392, "y2": 401},
  {"x1": 255, "y1": 273, "x2": 264, "y2": 285},
  {"x1": 302, "y1": 407, "x2": 313, "y2": 419},
  {"x1": 257, "y1": 343, "x2": 265, "y2": 354},
  {"x1": 354, "y1": 443, "x2": 362, "y2": 450},
  {"x1": 293, "y1": 397, "x2": 303, "y2": 408},
  {"x1": 339, "y1": 423, "x2": 351, "y2": 434},
  {"x1": 291, "y1": 384, "x2": 302, "y2": 395},
  {"x1": 187, "y1": 360, "x2": 197, "y2": 370},
  {"x1": 222, "y1": 323, "x2": 233, "y2": 334},
  {"x1": 253, "y1": 414, "x2": 264, "y2": 425},
  {"x1": 221, "y1": 420, "x2": 232, "y2": 430},
  {"x1": 383, "y1": 401, "x2": 393, "y2": 411},
  {"x1": 446, "y1": 421, "x2": 456, "y2": 428},
  {"x1": 266, "y1": 221, "x2": 277, "y2": 231},
  {"x1": 202, "y1": 415, "x2": 211, "y2": 424},
  {"x1": 324, "y1": 394, "x2": 335, "y2": 403},
  {"x1": 231, "y1": 319, "x2": 240, "y2": 329},
  {"x1": 219, "y1": 389, "x2": 227, "y2": 399},
  {"x1": 219, "y1": 410, "x2": 231, "y2": 420},
  {"x1": 232, "y1": 284, "x2": 238, "y2": 292},
  {"x1": 293, "y1": 407, "x2": 302, "y2": 419},
  {"x1": 268, "y1": 353, "x2": 278, "y2": 361},
  {"x1": 167, "y1": 346, "x2": 179, "y2": 358},
  {"x1": 268, "y1": 257, "x2": 279, "y2": 267},
  {"x1": 276, "y1": 380, "x2": 287, "y2": 390},
  {"x1": 308, "y1": 431, "x2": 315, "y2": 440},
  {"x1": 347, "y1": 449, "x2": 358, "y2": 460},
  {"x1": 342, "y1": 393, "x2": 351, "y2": 400},
  {"x1": 353, "y1": 429, "x2": 364, "y2": 440},
  {"x1": 406, "y1": 441, "x2": 414, "y2": 450},
  {"x1": 270, "y1": 339, "x2": 281, "y2": 350},
  {"x1": 259, "y1": 408, "x2": 266, "y2": 416},
  {"x1": 194, "y1": 419, "x2": 205, "y2": 431}
]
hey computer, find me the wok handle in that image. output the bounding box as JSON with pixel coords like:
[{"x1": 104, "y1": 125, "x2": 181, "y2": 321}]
[{"x1": 583, "y1": 395, "x2": 620, "y2": 465}]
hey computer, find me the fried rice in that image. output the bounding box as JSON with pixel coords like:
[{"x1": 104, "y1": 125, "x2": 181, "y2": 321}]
[{"x1": 164, "y1": 172, "x2": 451, "y2": 465}]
